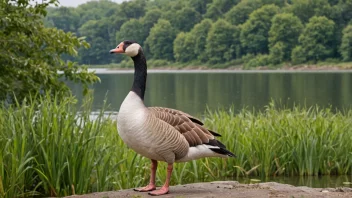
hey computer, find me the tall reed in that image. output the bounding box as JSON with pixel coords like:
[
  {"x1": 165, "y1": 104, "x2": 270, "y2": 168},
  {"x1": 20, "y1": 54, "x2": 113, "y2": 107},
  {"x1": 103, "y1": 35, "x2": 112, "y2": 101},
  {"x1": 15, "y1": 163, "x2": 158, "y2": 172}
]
[
  {"x1": 202, "y1": 103, "x2": 352, "y2": 178},
  {"x1": 0, "y1": 93, "x2": 118, "y2": 197}
]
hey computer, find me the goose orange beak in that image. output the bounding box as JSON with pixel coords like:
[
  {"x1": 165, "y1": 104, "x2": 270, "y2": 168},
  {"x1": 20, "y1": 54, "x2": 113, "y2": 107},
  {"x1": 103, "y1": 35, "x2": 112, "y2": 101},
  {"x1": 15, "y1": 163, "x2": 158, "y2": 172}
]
[{"x1": 110, "y1": 42, "x2": 124, "y2": 54}]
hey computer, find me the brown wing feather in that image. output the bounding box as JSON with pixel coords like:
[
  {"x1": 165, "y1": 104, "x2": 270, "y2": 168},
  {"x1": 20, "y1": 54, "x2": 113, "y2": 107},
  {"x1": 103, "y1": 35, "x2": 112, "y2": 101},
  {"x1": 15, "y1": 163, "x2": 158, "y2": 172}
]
[{"x1": 148, "y1": 107, "x2": 214, "y2": 147}]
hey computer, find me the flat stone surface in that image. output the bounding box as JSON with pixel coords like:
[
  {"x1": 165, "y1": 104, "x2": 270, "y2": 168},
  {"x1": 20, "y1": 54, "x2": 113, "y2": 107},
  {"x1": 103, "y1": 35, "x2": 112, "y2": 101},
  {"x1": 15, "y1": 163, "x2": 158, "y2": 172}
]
[{"x1": 65, "y1": 181, "x2": 352, "y2": 198}]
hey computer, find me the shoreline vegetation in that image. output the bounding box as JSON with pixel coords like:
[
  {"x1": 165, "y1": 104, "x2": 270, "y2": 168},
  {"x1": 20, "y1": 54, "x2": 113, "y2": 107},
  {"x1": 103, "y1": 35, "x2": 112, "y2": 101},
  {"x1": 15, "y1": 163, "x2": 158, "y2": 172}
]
[
  {"x1": 1, "y1": 94, "x2": 352, "y2": 197},
  {"x1": 85, "y1": 62, "x2": 352, "y2": 71}
]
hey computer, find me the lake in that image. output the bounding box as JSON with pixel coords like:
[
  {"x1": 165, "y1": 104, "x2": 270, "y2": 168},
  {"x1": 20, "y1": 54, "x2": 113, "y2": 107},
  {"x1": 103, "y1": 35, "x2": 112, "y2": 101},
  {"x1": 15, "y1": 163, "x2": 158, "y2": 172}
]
[{"x1": 68, "y1": 70, "x2": 352, "y2": 116}]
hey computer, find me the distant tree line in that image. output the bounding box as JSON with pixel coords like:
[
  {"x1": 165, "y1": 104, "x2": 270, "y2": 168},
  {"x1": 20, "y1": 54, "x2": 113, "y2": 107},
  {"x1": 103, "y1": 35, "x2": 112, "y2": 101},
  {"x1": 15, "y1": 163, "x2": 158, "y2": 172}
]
[{"x1": 44, "y1": 0, "x2": 352, "y2": 68}]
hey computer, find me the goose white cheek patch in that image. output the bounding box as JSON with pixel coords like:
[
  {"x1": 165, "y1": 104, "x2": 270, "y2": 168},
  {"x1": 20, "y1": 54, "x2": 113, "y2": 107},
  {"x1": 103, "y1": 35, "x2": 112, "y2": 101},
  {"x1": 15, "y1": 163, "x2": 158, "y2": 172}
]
[{"x1": 125, "y1": 43, "x2": 140, "y2": 57}]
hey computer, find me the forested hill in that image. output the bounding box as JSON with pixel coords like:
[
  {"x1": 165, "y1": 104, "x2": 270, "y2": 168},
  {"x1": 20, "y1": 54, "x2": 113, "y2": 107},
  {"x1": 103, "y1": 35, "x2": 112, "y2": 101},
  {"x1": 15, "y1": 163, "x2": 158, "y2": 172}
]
[{"x1": 44, "y1": 0, "x2": 352, "y2": 68}]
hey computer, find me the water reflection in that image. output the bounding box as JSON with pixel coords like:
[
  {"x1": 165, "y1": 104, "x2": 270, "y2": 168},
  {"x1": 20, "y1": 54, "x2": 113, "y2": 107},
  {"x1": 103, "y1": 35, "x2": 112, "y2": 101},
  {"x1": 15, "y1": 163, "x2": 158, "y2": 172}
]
[{"x1": 68, "y1": 72, "x2": 352, "y2": 116}]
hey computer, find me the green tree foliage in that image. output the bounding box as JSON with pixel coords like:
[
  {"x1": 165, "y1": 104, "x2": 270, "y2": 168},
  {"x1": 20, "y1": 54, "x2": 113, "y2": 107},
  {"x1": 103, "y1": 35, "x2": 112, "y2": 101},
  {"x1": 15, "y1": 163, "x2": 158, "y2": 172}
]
[
  {"x1": 190, "y1": 19, "x2": 213, "y2": 62},
  {"x1": 206, "y1": 19, "x2": 239, "y2": 63},
  {"x1": 118, "y1": 0, "x2": 147, "y2": 19},
  {"x1": 286, "y1": 0, "x2": 332, "y2": 23},
  {"x1": 173, "y1": 7, "x2": 201, "y2": 32},
  {"x1": 298, "y1": 16, "x2": 335, "y2": 62},
  {"x1": 204, "y1": 0, "x2": 239, "y2": 20},
  {"x1": 145, "y1": 19, "x2": 176, "y2": 60},
  {"x1": 116, "y1": 19, "x2": 145, "y2": 45},
  {"x1": 269, "y1": 13, "x2": 303, "y2": 60},
  {"x1": 173, "y1": 32, "x2": 195, "y2": 62},
  {"x1": 75, "y1": 0, "x2": 120, "y2": 26},
  {"x1": 291, "y1": 45, "x2": 307, "y2": 64},
  {"x1": 142, "y1": 9, "x2": 163, "y2": 32},
  {"x1": 338, "y1": 0, "x2": 352, "y2": 25},
  {"x1": 43, "y1": 0, "x2": 352, "y2": 67},
  {"x1": 240, "y1": 4, "x2": 280, "y2": 54},
  {"x1": 225, "y1": 0, "x2": 263, "y2": 25},
  {"x1": 340, "y1": 25, "x2": 352, "y2": 61},
  {"x1": 186, "y1": 0, "x2": 212, "y2": 15},
  {"x1": 0, "y1": 0, "x2": 98, "y2": 101},
  {"x1": 269, "y1": 42, "x2": 286, "y2": 64},
  {"x1": 78, "y1": 19, "x2": 114, "y2": 64},
  {"x1": 45, "y1": 7, "x2": 79, "y2": 32}
]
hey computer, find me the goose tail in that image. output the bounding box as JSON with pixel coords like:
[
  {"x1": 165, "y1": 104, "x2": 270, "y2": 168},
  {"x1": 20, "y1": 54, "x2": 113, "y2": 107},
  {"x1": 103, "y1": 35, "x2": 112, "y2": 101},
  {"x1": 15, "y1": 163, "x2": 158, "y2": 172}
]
[
  {"x1": 176, "y1": 139, "x2": 235, "y2": 163},
  {"x1": 206, "y1": 139, "x2": 236, "y2": 157}
]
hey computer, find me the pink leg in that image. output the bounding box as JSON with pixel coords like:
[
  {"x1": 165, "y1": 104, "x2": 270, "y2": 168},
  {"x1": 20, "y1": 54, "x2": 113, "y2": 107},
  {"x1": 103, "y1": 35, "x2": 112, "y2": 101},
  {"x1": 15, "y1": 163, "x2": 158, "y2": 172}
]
[
  {"x1": 148, "y1": 163, "x2": 173, "y2": 196},
  {"x1": 134, "y1": 159, "x2": 157, "y2": 192}
]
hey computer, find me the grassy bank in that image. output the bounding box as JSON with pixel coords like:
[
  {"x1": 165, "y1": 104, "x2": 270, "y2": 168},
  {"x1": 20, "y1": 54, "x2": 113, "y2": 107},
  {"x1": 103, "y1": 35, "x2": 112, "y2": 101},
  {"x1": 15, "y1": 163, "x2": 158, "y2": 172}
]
[{"x1": 1, "y1": 96, "x2": 352, "y2": 197}]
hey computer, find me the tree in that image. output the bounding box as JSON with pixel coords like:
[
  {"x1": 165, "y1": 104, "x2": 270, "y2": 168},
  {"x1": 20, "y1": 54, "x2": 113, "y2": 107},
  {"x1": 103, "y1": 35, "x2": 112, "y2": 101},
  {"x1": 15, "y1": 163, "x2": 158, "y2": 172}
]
[
  {"x1": 76, "y1": 0, "x2": 120, "y2": 26},
  {"x1": 206, "y1": 19, "x2": 239, "y2": 64},
  {"x1": 190, "y1": 19, "x2": 213, "y2": 62},
  {"x1": 37, "y1": 0, "x2": 352, "y2": 66},
  {"x1": 225, "y1": 0, "x2": 263, "y2": 25},
  {"x1": 173, "y1": 7, "x2": 201, "y2": 32},
  {"x1": 173, "y1": 32, "x2": 195, "y2": 62},
  {"x1": 338, "y1": 0, "x2": 352, "y2": 26},
  {"x1": 45, "y1": 7, "x2": 79, "y2": 33},
  {"x1": 78, "y1": 19, "x2": 113, "y2": 64},
  {"x1": 186, "y1": 0, "x2": 212, "y2": 15},
  {"x1": 298, "y1": 16, "x2": 335, "y2": 61},
  {"x1": 269, "y1": 42, "x2": 286, "y2": 64},
  {"x1": 328, "y1": 0, "x2": 340, "y2": 5},
  {"x1": 0, "y1": 0, "x2": 98, "y2": 101},
  {"x1": 285, "y1": 0, "x2": 332, "y2": 23},
  {"x1": 204, "y1": 0, "x2": 239, "y2": 20},
  {"x1": 340, "y1": 25, "x2": 352, "y2": 61},
  {"x1": 145, "y1": 19, "x2": 176, "y2": 60},
  {"x1": 142, "y1": 9, "x2": 163, "y2": 32},
  {"x1": 269, "y1": 13, "x2": 303, "y2": 60},
  {"x1": 240, "y1": 4, "x2": 280, "y2": 54},
  {"x1": 118, "y1": 0, "x2": 147, "y2": 19},
  {"x1": 116, "y1": 19, "x2": 145, "y2": 45},
  {"x1": 291, "y1": 45, "x2": 307, "y2": 64}
]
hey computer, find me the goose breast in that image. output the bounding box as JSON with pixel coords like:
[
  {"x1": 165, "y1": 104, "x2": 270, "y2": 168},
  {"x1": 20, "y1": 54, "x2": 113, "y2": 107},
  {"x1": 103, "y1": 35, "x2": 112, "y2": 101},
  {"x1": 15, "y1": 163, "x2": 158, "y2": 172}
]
[{"x1": 117, "y1": 92, "x2": 189, "y2": 163}]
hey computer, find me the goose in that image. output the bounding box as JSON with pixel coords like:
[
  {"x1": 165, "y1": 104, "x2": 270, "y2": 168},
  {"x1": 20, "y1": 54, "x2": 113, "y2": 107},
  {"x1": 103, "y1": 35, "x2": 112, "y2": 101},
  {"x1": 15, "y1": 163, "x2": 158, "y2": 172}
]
[{"x1": 109, "y1": 40, "x2": 235, "y2": 196}]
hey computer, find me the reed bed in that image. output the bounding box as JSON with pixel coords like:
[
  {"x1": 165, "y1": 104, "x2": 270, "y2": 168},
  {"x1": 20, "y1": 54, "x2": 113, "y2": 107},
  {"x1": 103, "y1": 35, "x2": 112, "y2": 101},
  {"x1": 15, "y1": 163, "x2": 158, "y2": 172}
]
[{"x1": 1, "y1": 95, "x2": 352, "y2": 197}]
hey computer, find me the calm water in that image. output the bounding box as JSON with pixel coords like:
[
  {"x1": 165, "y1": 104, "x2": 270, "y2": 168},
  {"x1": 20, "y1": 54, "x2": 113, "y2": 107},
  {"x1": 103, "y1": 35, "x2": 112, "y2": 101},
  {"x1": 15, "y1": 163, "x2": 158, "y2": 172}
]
[{"x1": 69, "y1": 70, "x2": 352, "y2": 116}]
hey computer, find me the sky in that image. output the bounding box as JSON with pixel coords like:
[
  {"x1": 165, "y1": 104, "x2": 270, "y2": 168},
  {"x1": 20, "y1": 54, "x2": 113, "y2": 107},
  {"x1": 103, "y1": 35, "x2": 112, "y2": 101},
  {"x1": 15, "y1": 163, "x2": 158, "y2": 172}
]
[{"x1": 56, "y1": 0, "x2": 127, "y2": 7}]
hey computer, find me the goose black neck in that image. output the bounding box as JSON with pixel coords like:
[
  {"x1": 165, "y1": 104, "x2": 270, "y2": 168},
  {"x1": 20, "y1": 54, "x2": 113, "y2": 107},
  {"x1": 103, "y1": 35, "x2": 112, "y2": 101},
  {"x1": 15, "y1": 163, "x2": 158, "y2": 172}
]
[{"x1": 131, "y1": 50, "x2": 147, "y2": 100}]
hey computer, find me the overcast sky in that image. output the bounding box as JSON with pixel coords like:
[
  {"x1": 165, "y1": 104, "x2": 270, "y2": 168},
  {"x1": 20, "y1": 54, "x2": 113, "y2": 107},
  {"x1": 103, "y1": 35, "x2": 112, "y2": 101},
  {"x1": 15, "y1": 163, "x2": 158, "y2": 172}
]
[{"x1": 56, "y1": 0, "x2": 127, "y2": 7}]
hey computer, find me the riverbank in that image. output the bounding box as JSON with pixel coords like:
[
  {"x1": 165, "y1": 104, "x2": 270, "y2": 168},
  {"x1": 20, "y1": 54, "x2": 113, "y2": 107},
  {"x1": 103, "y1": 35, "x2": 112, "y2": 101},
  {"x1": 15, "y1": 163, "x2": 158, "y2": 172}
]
[
  {"x1": 87, "y1": 68, "x2": 352, "y2": 74},
  {"x1": 66, "y1": 181, "x2": 352, "y2": 198},
  {"x1": 86, "y1": 62, "x2": 352, "y2": 74},
  {"x1": 86, "y1": 62, "x2": 352, "y2": 71}
]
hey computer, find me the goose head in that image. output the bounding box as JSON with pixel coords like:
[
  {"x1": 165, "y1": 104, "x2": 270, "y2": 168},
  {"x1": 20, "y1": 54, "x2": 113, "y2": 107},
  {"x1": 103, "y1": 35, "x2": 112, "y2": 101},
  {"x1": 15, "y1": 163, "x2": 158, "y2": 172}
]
[{"x1": 109, "y1": 40, "x2": 141, "y2": 57}]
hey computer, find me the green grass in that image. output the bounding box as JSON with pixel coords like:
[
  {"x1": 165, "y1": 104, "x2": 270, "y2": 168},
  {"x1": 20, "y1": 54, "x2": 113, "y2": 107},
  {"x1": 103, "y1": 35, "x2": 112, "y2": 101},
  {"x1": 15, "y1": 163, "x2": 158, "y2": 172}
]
[{"x1": 1, "y1": 95, "x2": 352, "y2": 197}]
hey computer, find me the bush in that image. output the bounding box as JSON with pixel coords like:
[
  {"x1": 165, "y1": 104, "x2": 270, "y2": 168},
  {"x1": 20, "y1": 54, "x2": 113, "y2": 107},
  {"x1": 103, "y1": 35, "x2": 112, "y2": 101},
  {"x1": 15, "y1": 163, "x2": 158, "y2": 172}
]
[
  {"x1": 269, "y1": 42, "x2": 286, "y2": 65},
  {"x1": 340, "y1": 25, "x2": 352, "y2": 61},
  {"x1": 291, "y1": 46, "x2": 307, "y2": 64},
  {"x1": 244, "y1": 54, "x2": 270, "y2": 68},
  {"x1": 148, "y1": 59, "x2": 171, "y2": 67},
  {"x1": 118, "y1": 59, "x2": 134, "y2": 68}
]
